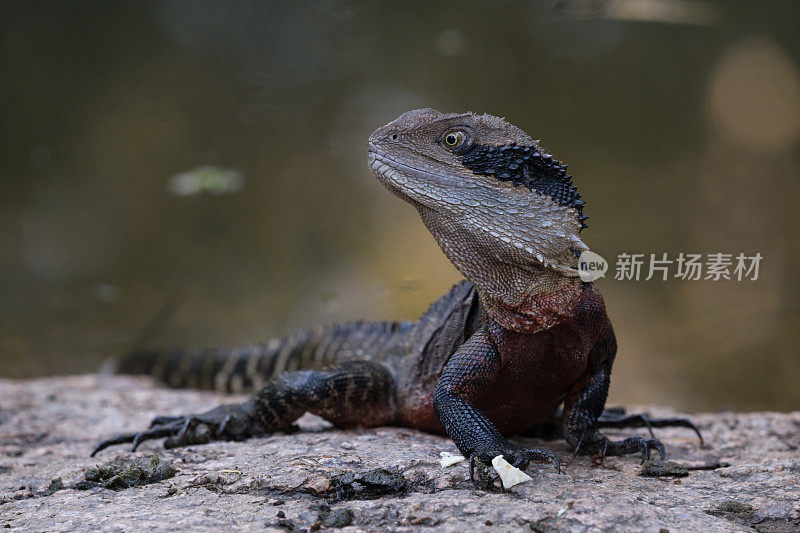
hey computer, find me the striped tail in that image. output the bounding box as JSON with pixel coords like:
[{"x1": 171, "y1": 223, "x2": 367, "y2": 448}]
[{"x1": 116, "y1": 320, "x2": 413, "y2": 394}]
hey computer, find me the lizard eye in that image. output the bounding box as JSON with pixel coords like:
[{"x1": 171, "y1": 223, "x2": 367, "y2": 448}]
[{"x1": 443, "y1": 130, "x2": 468, "y2": 150}]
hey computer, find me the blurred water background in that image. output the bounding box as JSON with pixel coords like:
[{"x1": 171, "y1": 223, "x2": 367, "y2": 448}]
[{"x1": 2, "y1": 1, "x2": 799, "y2": 411}]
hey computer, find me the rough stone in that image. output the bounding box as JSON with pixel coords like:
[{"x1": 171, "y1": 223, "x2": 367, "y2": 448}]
[{"x1": 1, "y1": 375, "x2": 798, "y2": 532}]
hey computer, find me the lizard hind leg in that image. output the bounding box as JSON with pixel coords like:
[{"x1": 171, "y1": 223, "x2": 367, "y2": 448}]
[
  {"x1": 91, "y1": 360, "x2": 398, "y2": 456},
  {"x1": 597, "y1": 407, "x2": 704, "y2": 445},
  {"x1": 252, "y1": 360, "x2": 398, "y2": 429}
]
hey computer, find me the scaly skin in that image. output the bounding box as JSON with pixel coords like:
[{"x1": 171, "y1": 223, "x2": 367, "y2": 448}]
[{"x1": 94, "y1": 109, "x2": 701, "y2": 476}]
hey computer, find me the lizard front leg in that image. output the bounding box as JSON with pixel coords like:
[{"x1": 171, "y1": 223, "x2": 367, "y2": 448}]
[
  {"x1": 562, "y1": 326, "x2": 665, "y2": 462},
  {"x1": 433, "y1": 327, "x2": 559, "y2": 474},
  {"x1": 92, "y1": 360, "x2": 397, "y2": 455}
]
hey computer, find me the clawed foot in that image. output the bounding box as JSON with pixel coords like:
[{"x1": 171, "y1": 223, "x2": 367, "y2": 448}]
[
  {"x1": 91, "y1": 403, "x2": 261, "y2": 457},
  {"x1": 573, "y1": 433, "x2": 665, "y2": 464},
  {"x1": 467, "y1": 441, "x2": 561, "y2": 488},
  {"x1": 568, "y1": 408, "x2": 704, "y2": 464},
  {"x1": 597, "y1": 407, "x2": 704, "y2": 446}
]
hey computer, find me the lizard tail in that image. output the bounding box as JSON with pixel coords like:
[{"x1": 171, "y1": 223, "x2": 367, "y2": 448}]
[{"x1": 115, "y1": 320, "x2": 413, "y2": 393}]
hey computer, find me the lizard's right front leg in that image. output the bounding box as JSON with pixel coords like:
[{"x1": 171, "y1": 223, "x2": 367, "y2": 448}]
[
  {"x1": 433, "y1": 327, "x2": 560, "y2": 476},
  {"x1": 92, "y1": 360, "x2": 397, "y2": 456}
]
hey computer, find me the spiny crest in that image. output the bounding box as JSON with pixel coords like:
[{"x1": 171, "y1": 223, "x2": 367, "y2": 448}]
[
  {"x1": 460, "y1": 143, "x2": 588, "y2": 229},
  {"x1": 471, "y1": 113, "x2": 534, "y2": 145}
]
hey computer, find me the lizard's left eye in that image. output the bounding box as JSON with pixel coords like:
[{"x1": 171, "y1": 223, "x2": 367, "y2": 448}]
[{"x1": 443, "y1": 130, "x2": 468, "y2": 150}]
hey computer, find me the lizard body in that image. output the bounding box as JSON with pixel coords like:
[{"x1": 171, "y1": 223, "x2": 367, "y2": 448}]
[{"x1": 95, "y1": 109, "x2": 700, "y2": 471}]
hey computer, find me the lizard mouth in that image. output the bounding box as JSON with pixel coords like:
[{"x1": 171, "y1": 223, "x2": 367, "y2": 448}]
[
  {"x1": 368, "y1": 150, "x2": 468, "y2": 192},
  {"x1": 368, "y1": 151, "x2": 411, "y2": 187}
]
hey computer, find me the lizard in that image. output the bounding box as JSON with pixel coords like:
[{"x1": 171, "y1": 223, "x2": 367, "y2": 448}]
[{"x1": 93, "y1": 109, "x2": 702, "y2": 476}]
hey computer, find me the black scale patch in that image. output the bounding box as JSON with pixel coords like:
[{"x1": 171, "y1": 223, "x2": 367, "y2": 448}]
[{"x1": 460, "y1": 143, "x2": 588, "y2": 228}]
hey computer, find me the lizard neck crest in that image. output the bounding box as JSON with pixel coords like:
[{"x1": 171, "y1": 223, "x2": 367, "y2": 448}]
[{"x1": 460, "y1": 143, "x2": 587, "y2": 229}]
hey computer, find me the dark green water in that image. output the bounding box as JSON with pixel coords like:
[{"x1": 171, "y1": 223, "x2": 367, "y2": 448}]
[{"x1": 2, "y1": 1, "x2": 799, "y2": 411}]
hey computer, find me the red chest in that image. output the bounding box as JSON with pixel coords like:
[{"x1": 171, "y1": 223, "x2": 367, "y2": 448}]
[
  {"x1": 475, "y1": 312, "x2": 602, "y2": 434},
  {"x1": 399, "y1": 283, "x2": 609, "y2": 436},
  {"x1": 476, "y1": 284, "x2": 608, "y2": 434}
]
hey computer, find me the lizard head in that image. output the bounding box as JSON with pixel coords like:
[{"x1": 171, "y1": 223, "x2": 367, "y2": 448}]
[{"x1": 367, "y1": 109, "x2": 588, "y2": 284}]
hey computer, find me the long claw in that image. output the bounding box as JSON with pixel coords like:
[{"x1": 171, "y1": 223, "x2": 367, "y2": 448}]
[
  {"x1": 640, "y1": 415, "x2": 655, "y2": 439},
  {"x1": 549, "y1": 453, "x2": 561, "y2": 473},
  {"x1": 598, "y1": 410, "x2": 705, "y2": 446},
  {"x1": 692, "y1": 426, "x2": 704, "y2": 446},
  {"x1": 573, "y1": 434, "x2": 585, "y2": 457},
  {"x1": 650, "y1": 418, "x2": 705, "y2": 446},
  {"x1": 176, "y1": 416, "x2": 199, "y2": 442},
  {"x1": 218, "y1": 414, "x2": 233, "y2": 436},
  {"x1": 131, "y1": 424, "x2": 181, "y2": 452},
  {"x1": 655, "y1": 440, "x2": 666, "y2": 461},
  {"x1": 525, "y1": 448, "x2": 560, "y2": 473},
  {"x1": 469, "y1": 455, "x2": 476, "y2": 482},
  {"x1": 91, "y1": 433, "x2": 138, "y2": 457},
  {"x1": 149, "y1": 415, "x2": 183, "y2": 429},
  {"x1": 600, "y1": 413, "x2": 656, "y2": 439},
  {"x1": 491, "y1": 474, "x2": 505, "y2": 491},
  {"x1": 551, "y1": 454, "x2": 561, "y2": 473},
  {"x1": 627, "y1": 415, "x2": 656, "y2": 439}
]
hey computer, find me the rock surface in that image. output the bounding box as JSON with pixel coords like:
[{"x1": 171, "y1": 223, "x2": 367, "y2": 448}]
[{"x1": 1, "y1": 375, "x2": 798, "y2": 532}]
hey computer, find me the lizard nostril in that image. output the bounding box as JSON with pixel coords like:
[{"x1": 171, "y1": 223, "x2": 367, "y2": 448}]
[{"x1": 391, "y1": 134, "x2": 398, "y2": 140}]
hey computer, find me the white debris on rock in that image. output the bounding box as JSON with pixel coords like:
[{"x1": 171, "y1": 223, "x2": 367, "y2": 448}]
[
  {"x1": 492, "y1": 455, "x2": 533, "y2": 489},
  {"x1": 439, "y1": 451, "x2": 466, "y2": 467}
]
